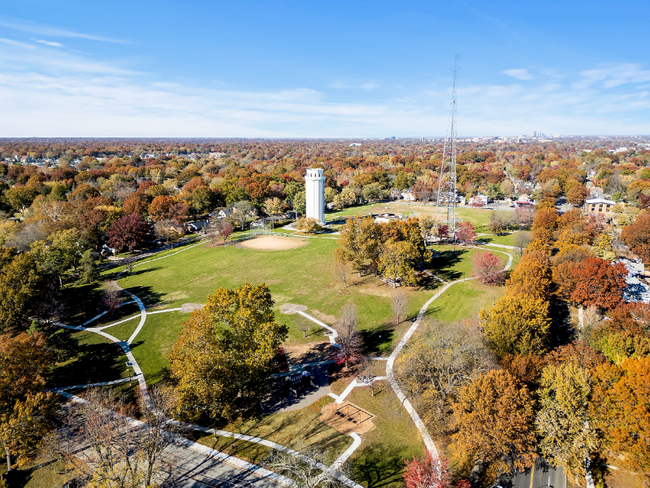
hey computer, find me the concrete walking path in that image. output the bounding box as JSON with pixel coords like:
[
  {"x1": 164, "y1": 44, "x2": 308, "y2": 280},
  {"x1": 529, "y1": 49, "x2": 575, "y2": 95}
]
[{"x1": 386, "y1": 246, "x2": 514, "y2": 457}]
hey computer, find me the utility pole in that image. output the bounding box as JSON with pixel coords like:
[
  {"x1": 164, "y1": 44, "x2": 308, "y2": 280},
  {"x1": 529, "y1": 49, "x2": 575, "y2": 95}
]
[{"x1": 436, "y1": 54, "x2": 460, "y2": 241}]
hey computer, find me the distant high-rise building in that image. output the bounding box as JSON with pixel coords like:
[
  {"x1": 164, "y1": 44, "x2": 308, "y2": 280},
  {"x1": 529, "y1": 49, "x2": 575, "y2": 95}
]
[{"x1": 305, "y1": 168, "x2": 325, "y2": 224}]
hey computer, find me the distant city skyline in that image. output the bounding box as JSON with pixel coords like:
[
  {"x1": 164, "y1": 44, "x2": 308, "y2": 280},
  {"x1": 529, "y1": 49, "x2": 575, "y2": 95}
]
[{"x1": 1, "y1": 1, "x2": 649, "y2": 137}]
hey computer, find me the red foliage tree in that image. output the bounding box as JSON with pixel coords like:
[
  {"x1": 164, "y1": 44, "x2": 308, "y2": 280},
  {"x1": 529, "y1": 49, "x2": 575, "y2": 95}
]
[
  {"x1": 108, "y1": 213, "x2": 152, "y2": 252},
  {"x1": 403, "y1": 452, "x2": 451, "y2": 488},
  {"x1": 621, "y1": 211, "x2": 650, "y2": 264},
  {"x1": 472, "y1": 251, "x2": 504, "y2": 285},
  {"x1": 168, "y1": 202, "x2": 189, "y2": 225},
  {"x1": 571, "y1": 257, "x2": 627, "y2": 311},
  {"x1": 455, "y1": 221, "x2": 476, "y2": 245}
]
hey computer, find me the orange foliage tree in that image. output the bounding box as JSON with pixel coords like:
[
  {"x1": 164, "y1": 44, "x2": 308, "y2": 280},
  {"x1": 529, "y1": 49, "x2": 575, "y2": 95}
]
[
  {"x1": 570, "y1": 257, "x2": 627, "y2": 311},
  {"x1": 532, "y1": 207, "x2": 558, "y2": 244},
  {"x1": 592, "y1": 357, "x2": 650, "y2": 480},
  {"x1": 148, "y1": 195, "x2": 175, "y2": 222},
  {"x1": 621, "y1": 211, "x2": 650, "y2": 264},
  {"x1": 506, "y1": 249, "x2": 553, "y2": 301},
  {"x1": 452, "y1": 369, "x2": 536, "y2": 479}
]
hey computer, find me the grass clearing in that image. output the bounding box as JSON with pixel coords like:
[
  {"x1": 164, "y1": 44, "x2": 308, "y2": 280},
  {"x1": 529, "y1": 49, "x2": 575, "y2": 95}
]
[
  {"x1": 327, "y1": 202, "x2": 503, "y2": 232},
  {"x1": 197, "y1": 396, "x2": 352, "y2": 466},
  {"x1": 343, "y1": 381, "x2": 427, "y2": 487},
  {"x1": 48, "y1": 329, "x2": 132, "y2": 388}
]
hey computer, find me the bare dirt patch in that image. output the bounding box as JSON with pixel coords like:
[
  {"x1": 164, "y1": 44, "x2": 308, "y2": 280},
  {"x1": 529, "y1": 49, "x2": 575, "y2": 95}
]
[
  {"x1": 181, "y1": 303, "x2": 204, "y2": 313},
  {"x1": 280, "y1": 303, "x2": 308, "y2": 314},
  {"x1": 237, "y1": 236, "x2": 308, "y2": 251},
  {"x1": 320, "y1": 401, "x2": 375, "y2": 435},
  {"x1": 283, "y1": 342, "x2": 335, "y2": 365}
]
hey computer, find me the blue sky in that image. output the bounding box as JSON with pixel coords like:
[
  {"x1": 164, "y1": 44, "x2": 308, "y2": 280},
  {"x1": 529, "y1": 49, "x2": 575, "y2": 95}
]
[{"x1": 1, "y1": 0, "x2": 649, "y2": 137}]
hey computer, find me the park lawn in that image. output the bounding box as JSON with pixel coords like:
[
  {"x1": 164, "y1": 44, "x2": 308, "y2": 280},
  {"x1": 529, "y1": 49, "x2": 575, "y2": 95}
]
[
  {"x1": 197, "y1": 396, "x2": 352, "y2": 466},
  {"x1": 102, "y1": 315, "x2": 141, "y2": 342},
  {"x1": 344, "y1": 381, "x2": 427, "y2": 487},
  {"x1": 476, "y1": 231, "x2": 526, "y2": 247},
  {"x1": 48, "y1": 329, "x2": 132, "y2": 388},
  {"x1": 0, "y1": 456, "x2": 75, "y2": 488},
  {"x1": 429, "y1": 245, "x2": 509, "y2": 281},
  {"x1": 115, "y1": 238, "x2": 439, "y2": 361},
  {"x1": 129, "y1": 311, "x2": 191, "y2": 384},
  {"x1": 326, "y1": 202, "x2": 500, "y2": 232},
  {"x1": 427, "y1": 280, "x2": 506, "y2": 323}
]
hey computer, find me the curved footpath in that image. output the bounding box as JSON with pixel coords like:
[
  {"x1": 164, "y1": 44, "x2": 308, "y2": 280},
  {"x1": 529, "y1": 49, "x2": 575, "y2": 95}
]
[
  {"x1": 52, "y1": 236, "x2": 513, "y2": 485},
  {"x1": 386, "y1": 247, "x2": 514, "y2": 457},
  {"x1": 53, "y1": 239, "x2": 363, "y2": 488}
]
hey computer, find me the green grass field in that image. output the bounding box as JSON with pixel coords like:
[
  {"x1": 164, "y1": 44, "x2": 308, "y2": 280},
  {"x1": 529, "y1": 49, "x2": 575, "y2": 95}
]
[
  {"x1": 44, "y1": 233, "x2": 518, "y2": 487},
  {"x1": 103, "y1": 238, "x2": 511, "y2": 386},
  {"x1": 327, "y1": 202, "x2": 501, "y2": 232}
]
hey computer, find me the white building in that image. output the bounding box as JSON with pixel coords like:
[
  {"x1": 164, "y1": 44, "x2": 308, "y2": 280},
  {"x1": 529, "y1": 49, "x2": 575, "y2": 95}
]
[{"x1": 305, "y1": 168, "x2": 325, "y2": 224}]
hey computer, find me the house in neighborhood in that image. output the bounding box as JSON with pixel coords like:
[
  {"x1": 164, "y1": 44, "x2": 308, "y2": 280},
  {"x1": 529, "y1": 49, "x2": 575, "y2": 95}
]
[
  {"x1": 583, "y1": 198, "x2": 616, "y2": 215},
  {"x1": 469, "y1": 194, "x2": 489, "y2": 206},
  {"x1": 215, "y1": 207, "x2": 234, "y2": 219}
]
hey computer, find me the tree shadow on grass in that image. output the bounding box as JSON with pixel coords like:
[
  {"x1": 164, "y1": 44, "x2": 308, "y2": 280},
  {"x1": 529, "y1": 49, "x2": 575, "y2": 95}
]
[
  {"x1": 428, "y1": 249, "x2": 467, "y2": 282},
  {"x1": 125, "y1": 285, "x2": 164, "y2": 309},
  {"x1": 351, "y1": 444, "x2": 406, "y2": 487},
  {"x1": 47, "y1": 334, "x2": 128, "y2": 389},
  {"x1": 102, "y1": 265, "x2": 163, "y2": 283},
  {"x1": 361, "y1": 325, "x2": 394, "y2": 356}
]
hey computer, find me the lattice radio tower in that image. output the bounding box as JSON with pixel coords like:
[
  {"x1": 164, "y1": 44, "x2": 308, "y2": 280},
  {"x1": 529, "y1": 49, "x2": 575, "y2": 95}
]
[{"x1": 435, "y1": 55, "x2": 460, "y2": 238}]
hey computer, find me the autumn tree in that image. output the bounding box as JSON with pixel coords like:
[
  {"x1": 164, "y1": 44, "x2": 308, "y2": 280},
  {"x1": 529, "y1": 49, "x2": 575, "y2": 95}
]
[
  {"x1": 506, "y1": 249, "x2": 553, "y2": 301},
  {"x1": 108, "y1": 213, "x2": 152, "y2": 252},
  {"x1": 262, "y1": 446, "x2": 347, "y2": 488},
  {"x1": 455, "y1": 221, "x2": 476, "y2": 245},
  {"x1": 571, "y1": 257, "x2": 627, "y2": 312},
  {"x1": 233, "y1": 200, "x2": 253, "y2": 229},
  {"x1": 396, "y1": 320, "x2": 495, "y2": 429},
  {"x1": 513, "y1": 231, "x2": 531, "y2": 256},
  {"x1": 592, "y1": 358, "x2": 650, "y2": 480},
  {"x1": 536, "y1": 362, "x2": 599, "y2": 486},
  {"x1": 148, "y1": 195, "x2": 174, "y2": 222},
  {"x1": 378, "y1": 240, "x2": 419, "y2": 286},
  {"x1": 480, "y1": 294, "x2": 551, "y2": 358},
  {"x1": 403, "y1": 452, "x2": 452, "y2": 488},
  {"x1": 0, "y1": 332, "x2": 57, "y2": 471},
  {"x1": 263, "y1": 196, "x2": 284, "y2": 228},
  {"x1": 472, "y1": 251, "x2": 504, "y2": 285},
  {"x1": 79, "y1": 249, "x2": 99, "y2": 284},
  {"x1": 452, "y1": 370, "x2": 536, "y2": 480},
  {"x1": 52, "y1": 387, "x2": 181, "y2": 487},
  {"x1": 210, "y1": 218, "x2": 233, "y2": 244},
  {"x1": 296, "y1": 217, "x2": 322, "y2": 233},
  {"x1": 532, "y1": 207, "x2": 558, "y2": 244},
  {"x1": 334, "y1": 216, "x2": 379, "y2": 277},
  {"x1": 566, "y1": 183, "x2": 589, "y2": 207},
  {"x1": 122, "y1": 191, "x2": 148, "y2": 216},
  {"x1": 0, "y1": 248, "x2": 42, "y2": 331},
  {"x1": 620, "y1": 211, "x2": 650, "y2": 264},
  {"x1": 334, "y1": 303, "x2": 364, "y2": 369},
  {"x1": 169, "y1": 283, "x2": 288, "y2": 421},
  {"x1": 391, "y1": 289, "x2": 408, "y2": 325}
]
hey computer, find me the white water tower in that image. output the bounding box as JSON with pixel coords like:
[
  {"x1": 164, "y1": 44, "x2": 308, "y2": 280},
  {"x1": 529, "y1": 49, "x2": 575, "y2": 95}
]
[{"x1": 305, "y1": 168, "x2": 325, "y2": 224}]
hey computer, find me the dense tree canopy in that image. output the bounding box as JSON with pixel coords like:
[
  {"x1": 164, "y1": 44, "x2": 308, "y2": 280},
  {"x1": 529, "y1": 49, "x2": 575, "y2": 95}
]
[{"x1": 169, "y1": 283, "x2": 288, "y2": 421}]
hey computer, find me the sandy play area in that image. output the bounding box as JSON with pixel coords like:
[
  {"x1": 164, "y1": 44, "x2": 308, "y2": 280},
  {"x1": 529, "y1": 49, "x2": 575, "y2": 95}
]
[
  {"x1": 320, "y1": 401, "x2": 375, "y2": 435},
  {"x1": 237, "y1": 235, "x2": 308, "y2": 251}
]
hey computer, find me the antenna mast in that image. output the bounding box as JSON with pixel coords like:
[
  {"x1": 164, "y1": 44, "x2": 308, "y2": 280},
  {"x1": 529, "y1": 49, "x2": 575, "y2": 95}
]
[{"x1": 436, "y1": 54, "x2": 460, "y2": 239}]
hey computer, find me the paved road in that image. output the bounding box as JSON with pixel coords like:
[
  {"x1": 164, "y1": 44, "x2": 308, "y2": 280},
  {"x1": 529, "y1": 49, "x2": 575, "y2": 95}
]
[
  {"x1": 511, "y1": 462, "x2": 566, "y2": 488},
  {"x1": 169, "y1": 444, "x2": 285, "y2": 487}
]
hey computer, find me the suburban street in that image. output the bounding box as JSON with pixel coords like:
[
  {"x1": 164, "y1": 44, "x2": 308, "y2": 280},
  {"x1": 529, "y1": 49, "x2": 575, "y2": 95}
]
[{"x1": 511, "y1": 461, "x2": 567, "y2": 488}]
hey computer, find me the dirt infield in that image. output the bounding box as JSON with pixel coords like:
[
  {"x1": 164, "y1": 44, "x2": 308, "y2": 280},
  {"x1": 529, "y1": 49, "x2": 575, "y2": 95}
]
[
  {"x1": 319, "y1": 401, "x2": 374, "y2": 435},
  {"x1": 237, "y1": 235, "x2": 308, "y2": 251}
]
